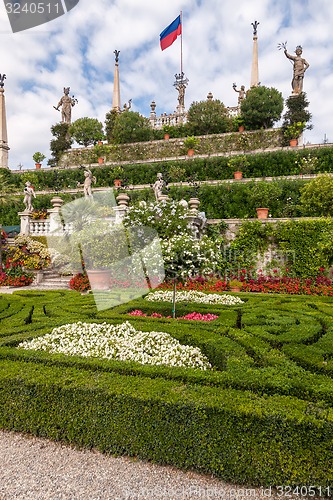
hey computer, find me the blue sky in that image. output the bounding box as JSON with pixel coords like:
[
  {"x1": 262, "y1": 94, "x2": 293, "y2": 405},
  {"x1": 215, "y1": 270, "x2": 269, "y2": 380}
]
[{"x1": 0, "y1": 0, "x2": 331, "y2": 170}]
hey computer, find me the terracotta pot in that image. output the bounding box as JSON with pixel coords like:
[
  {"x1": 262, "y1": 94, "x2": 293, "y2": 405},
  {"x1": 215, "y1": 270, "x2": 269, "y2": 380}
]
[
  {"x1": 238, "y1": 125, "x2": 245, "y2": 132},
  {"x1": 164, "y1": 133, "x2": 170, "y2": 140},
  {"x1": 114, "y1": 179, "x2": 122, "y2": 187},
  {"x1": 35, "y1": 163, "x2": 41, "y2": 169},
  {"x1": 233, "y1": 171, "x2": 243, "y2": 180},
  {"x1": 187, "y1": 149, "x2": 194, "y2": 156},
  {"x1": 230, "y1": 286, "x2": 241, "y2": 292},
  {"x1": 289, "y1": 138, "x2": 298, "y2": 147},
  {"x1": 86, "y1": 269, "x2": 111, "y2": 291},
  {"x1": 98, "y1": 157, "x2": 104, "y2": 164},
  {"x1": 256, "y1": 207, "x2": 269, "y2": 219}
]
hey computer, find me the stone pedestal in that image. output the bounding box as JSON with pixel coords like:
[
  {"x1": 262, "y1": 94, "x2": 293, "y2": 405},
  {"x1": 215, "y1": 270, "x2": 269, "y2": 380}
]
[
  {"x1": 47, "y1": 196, "x2": 64, "y2": 234},
  {"x1": 18, "y1": 211, "x2": 32, "y2": 235}
]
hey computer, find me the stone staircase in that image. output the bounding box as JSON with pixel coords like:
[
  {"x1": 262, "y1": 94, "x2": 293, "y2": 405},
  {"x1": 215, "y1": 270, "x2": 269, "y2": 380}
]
[{"x1": 31, "y1": 269, "x2": 72, "y2": 290}]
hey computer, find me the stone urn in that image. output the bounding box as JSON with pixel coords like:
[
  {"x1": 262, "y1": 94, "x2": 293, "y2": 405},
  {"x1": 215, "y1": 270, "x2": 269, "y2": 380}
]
[
  {"x1": 116, "y1": 193, "x2": 130, "y2": 207},
  {"x1": 189, "y1": 197, "x2": 200, "y2": 212}
]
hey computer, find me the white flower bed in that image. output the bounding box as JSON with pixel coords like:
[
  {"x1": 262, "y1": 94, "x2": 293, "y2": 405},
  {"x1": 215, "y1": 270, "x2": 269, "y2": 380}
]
[
  {"x1": 145, "y1": 290, "x2": 244, "y2": 305},
  {"x1": 17, "y1": 321, "x2": 211, "y2": 370}
]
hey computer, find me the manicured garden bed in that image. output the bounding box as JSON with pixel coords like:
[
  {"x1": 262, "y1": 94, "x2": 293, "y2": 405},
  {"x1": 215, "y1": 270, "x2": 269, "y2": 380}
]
[{"x1": 0, "y1": 290, "x2": 333, "y2": 490}]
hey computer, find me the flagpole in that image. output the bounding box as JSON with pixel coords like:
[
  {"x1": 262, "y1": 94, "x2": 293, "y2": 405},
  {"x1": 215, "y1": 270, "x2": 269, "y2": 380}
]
[{"x1": 180, "y1": 10, "x2": 183, "y2": 76}]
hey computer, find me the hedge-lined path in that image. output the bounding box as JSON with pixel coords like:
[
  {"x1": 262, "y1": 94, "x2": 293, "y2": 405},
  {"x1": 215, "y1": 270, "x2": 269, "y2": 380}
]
[{"x1": 0, "y1": 430, "x2": 287, "y2": 499}]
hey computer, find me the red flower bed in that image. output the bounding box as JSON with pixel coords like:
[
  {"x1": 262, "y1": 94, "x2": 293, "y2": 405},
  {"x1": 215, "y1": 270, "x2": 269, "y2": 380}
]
[
  {"x1": 157, "y1": 274, "x2": 333, "y2": 296},
  {"x1": 128, "y1": 309, "x2": 218, "y2": 321}
]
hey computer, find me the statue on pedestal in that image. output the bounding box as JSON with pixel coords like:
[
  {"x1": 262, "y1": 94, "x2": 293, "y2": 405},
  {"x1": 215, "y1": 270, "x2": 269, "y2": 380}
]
[
  {"x1": 23, "y1": 181, "x2": 35, "y2": 211},
  {"x1": 83, "y1": 169, "x2": 96, "y2": 198},
  {"x1": 279, "y1": 42, "x2": 309, "y2": 95},
  {"x1": 54, "y1": 87, "x2": 78, "y2": 124},
  {"x1": 232, "y1": 83, "x2": 246, "y2": 105},
  {"x1": 152, "y1": 173, "x2": 166, "y2": 201}
]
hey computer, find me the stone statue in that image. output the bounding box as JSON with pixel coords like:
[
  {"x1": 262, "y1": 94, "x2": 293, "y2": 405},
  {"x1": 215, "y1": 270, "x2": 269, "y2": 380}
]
[
  {"x1": 0, "y1": 74, "x2": 6, "y2": 88},
  {"x1": 123, "y1": 99, "x2": 132, "y2": 111},
  {"x1": 281, "y1": 43, "x2": 309, "y2": 95},
  {"x1": 114, "y1": 50, "x2": 120, "y2": 63},
  {"x1": 54, "y1": 87, "x2": 77, "y2": 124},
  {"x1": 23, "y1": 181, "x2": 36, "y2": 211},
  {"x1": 83, "y1": 169, "x2": 96, "y2": 198},
  {"x1": 233, "y1": 83, "x2": 246, "y2": 105},
  {"x1": 251, "y1": 21, "x2": 259, "y2": 36},
  {"x1": 152, "y1": 173, "x2": 165, "y2": 201}
]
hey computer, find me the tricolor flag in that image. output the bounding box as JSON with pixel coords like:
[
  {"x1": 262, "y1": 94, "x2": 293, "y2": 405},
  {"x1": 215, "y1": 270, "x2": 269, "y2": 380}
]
[{"x1": 160, "y1": 15, "x2": 182, "y2": 51}]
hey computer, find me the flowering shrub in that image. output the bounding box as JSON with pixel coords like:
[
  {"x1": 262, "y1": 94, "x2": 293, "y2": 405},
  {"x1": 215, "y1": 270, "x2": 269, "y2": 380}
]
[
  {"x1": 128, "y1": 309, "x2": 218, "y2": 321},
  {"x1": 161, "y1": 233, "x2": 221, "y2": 281},
  {"x1": 69, "y1": 273, "x2": 91, "y2": 292},
  {"x1": 18, "y1": 321, "x2": 211, "y2": 370},
  {"x1": 31, "y1": 209, "x2": 48, "y2": 220},
  {"x1": 5, "y1": 235, "x2": 51, "y2": 270},
  {"x1": 123, "y1": 200, "x2": 191, "y2": 240},
  {"x1": 145, "y1": 290, "x2": 244, "y2": 305},
  {"x1": 0, "y1": 265, "x2": 33, "y2": 286}
]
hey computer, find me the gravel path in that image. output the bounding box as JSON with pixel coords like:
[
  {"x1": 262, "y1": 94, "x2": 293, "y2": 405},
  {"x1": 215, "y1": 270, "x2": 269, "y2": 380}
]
[{"x1": 0, "y1": 430, "x2": 286, "y2": 499}]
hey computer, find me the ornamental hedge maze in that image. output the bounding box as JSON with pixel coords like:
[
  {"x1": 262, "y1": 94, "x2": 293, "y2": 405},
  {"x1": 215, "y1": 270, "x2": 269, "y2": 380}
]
[{"x1": 0, "y1": 290, "x2": 333, "y2": 491}]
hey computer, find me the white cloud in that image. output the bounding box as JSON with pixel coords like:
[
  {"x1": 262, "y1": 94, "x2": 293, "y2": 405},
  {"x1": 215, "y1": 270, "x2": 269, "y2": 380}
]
[{"x1": 0, "y1": 0, "x2": 331, "y2": 170}]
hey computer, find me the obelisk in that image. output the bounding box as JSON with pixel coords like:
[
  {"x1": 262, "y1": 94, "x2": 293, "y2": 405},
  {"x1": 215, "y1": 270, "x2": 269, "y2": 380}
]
[
  {"x1": 112, "y1": 50, "x2": 121, "y2": 112},
  {"x1": 0, "y1": 74, "x2": 9, "y2": 169},
  {"x1": 250, "y1": 21, "x2": 259, "y2": 88}
]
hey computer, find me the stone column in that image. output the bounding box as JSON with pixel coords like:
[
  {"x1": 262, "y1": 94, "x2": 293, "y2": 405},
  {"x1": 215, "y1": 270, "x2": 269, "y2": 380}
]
[
  {"x1": 0, "y1": 87, "x2": 9, "y2": 169},
  {"x1": 250, "y1": 21, "x2": 260, "y2": 88},
  {"x1": 112, "y1": 50, "x2": 121, "y2": 112}
]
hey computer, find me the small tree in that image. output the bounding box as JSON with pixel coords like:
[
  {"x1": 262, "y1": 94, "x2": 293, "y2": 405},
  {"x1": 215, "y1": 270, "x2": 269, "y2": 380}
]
[
  {"x1": 240, "y1": 86, "x2": 284, "y2": 130},
  {"x1": 105, "y1": 109, "x2": 119, "y2": 142},
  {"x1": 69, "y1": 117, "x2": 104, "y2": 147},
  {"x1": 187, "y1": 99, "x2": 230, "y2": 135},
  {"x1": 299, "y1": 174, "x2": 333, "y2": 216},
  {"x1": 281, "y1": 92, "x2": 312, "y2": 145},
  {"x1": 49, "y1": 123, "x2": 72, "y2": 166},
  {"x1": 111, "y1": 111, "x2": 153, "y2": 144}
]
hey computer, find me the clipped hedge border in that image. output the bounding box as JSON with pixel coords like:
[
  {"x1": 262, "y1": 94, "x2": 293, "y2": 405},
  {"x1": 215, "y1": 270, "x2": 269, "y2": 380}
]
[{"x1": 0, "y1": 357, "x2": 333, "y2": 488}]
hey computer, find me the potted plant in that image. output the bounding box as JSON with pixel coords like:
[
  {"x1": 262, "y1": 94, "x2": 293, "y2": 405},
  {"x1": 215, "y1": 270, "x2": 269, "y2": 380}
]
[
  {"x1": 227, "y1": 155, "x2": 250, "y2": 180},
  {"x1": 233, "y1": 116, "x2": 245, "y2": 132},
  {"x1": 93, "y1": 144, "x2": 109, "y2": 164},
  {"x1": 229, "y1": 279, "x2": 243, "y2": 292},
  {"x1": 183, "y1": 136, "x2": 200, "y2": 156},
  {"x1": 162, "y1": 124, "x2": 173, "y2": 140},
  {"x1": 284, "y1": 121, "x2": 305, "y2": 147},
  {"x1": 70, "y1": 220, "x2": 126, "y2": 290},
  {"x1": 249, "y1": 181, "x2": 282, "y2": 219},
  {"x1": 32, "y1": 152, "x2": 46, "y2": 169},
  {"x1": 111, "y1": 165, "x2": 124, "y2": 187}
]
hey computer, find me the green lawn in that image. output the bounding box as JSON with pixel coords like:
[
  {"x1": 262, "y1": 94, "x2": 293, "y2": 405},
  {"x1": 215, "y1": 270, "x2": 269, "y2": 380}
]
[{"x1": 0, "y1": 289, "x2": 333, "y2": 490}]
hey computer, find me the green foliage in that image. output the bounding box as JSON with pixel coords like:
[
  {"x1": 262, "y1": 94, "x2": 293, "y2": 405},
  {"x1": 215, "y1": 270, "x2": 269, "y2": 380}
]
[
  {"x1": 186, "y1": 99, "x2": 231, "y2": 135},
  {"x1": 248, "y1": 180, "x2": 283, "y2": 208},
  {"x1": 299, "y1": 174, "x2": 333, "y2": 216},
  {"x1": 1, "y1": 292, "x2": 333, "y2": 487},
  {"x1": 240, "y1": 86, "x2": 284, "y2": 129},
  {"x1": 227, "y1": 155, "x2": 250, "y2": 173},
  {"x1": 104, "y1": 109, "x2": 119, "y2": 142},
  {"x1": 111, "y1": 111, "x2": 153, "y2": 144},
  {"x1": 183, "y1": 135, "x2": 200, "y2": 150},
  {"x1": 49, "y1": 123, "x2": 72, "y2": 166},
  {"x1": 32, "y1": 152, "x2": 46, "y2": 164},
  {"x1": 69, "y1": 117, "x2": 104, "y2": 147},
  {"x1": 281, "y1": 93, "x2": 312, "y2": 145},
  {"x1": 282, "y1": 92, "x2": 312, "y2": 130},
  {"x1": 272, "y1": 219, "x2": 333, "y2": 277}
]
